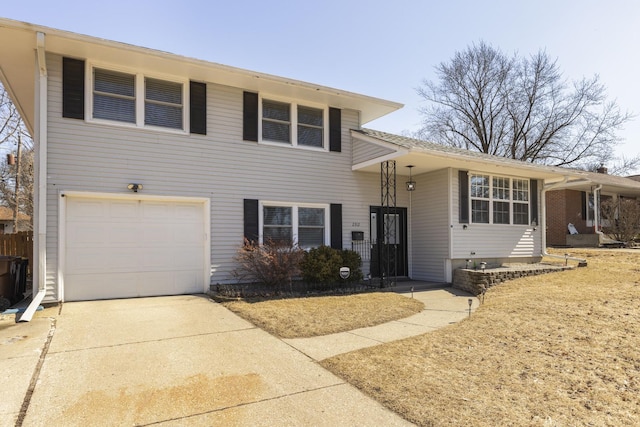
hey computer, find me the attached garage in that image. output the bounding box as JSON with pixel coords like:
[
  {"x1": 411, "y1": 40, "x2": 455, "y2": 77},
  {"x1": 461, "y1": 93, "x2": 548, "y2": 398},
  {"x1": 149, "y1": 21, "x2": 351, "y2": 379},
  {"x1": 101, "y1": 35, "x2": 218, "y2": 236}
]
[{"x1": 60, "y1": 193, "x2": 210, "y2": 301}]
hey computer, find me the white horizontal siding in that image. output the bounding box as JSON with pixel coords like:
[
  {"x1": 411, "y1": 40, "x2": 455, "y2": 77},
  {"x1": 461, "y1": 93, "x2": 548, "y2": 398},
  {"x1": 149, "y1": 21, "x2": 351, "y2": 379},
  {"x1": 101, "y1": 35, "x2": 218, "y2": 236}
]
[
  {"x1": 353, "y1": 138, "x2": 395, "y2": 164},
  {"x1": 450, "y1": 168, "x2": 542, "y2": 261},
  {"x1": 410, "y1": 169, "x2": 450, "y2": 282},
  {"x1": 45, "y1": 53, "x2": 407, "y2": 300}
]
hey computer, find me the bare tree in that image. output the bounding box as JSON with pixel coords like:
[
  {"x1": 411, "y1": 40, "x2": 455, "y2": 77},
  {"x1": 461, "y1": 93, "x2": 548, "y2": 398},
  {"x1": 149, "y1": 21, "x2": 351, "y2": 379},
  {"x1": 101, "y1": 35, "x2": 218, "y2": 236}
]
[
  {"x1": 0, "y1": 85, "x2": 23, "y2": 145},
  {"x1": 0, "y1": 83, "x2": 33, "y2": 231},
  {"x1": 601, "y1": 198, "x2": 640, "y2": 244},
  {"x1": 0, "y1": 146, "x2": 33, "y2": 230},
  {"x1": 417, "y1": 41, "x2": 635, "y2": 171}
]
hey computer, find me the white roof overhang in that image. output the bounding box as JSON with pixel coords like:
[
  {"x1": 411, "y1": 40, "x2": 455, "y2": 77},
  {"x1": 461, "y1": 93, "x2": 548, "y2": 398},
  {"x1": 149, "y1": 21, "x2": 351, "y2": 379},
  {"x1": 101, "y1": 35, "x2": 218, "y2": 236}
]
[
  {"x1": 0, "y1": 18, "x2": 403, "y2": 136},
  {"x1": 351, "y1": 130, "x2": 640, "y2": 198}
]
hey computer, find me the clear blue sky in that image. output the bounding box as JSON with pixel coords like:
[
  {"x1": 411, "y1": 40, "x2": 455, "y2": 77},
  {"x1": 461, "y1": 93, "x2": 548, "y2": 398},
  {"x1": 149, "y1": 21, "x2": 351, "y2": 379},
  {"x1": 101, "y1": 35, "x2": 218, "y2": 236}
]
[{"x1": 3, "y1": 0, "x2": 639, "y2": 173}]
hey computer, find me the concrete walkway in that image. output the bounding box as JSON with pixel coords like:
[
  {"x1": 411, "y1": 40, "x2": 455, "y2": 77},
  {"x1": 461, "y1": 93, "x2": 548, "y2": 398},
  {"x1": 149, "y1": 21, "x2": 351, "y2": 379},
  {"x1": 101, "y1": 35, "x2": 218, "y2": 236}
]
[
  {"x1": 284, "y1": 285, "x2": 477, "y2": 360},
  {"x1": 1, "y1": 286, "x2": 475, "y2": 426}
]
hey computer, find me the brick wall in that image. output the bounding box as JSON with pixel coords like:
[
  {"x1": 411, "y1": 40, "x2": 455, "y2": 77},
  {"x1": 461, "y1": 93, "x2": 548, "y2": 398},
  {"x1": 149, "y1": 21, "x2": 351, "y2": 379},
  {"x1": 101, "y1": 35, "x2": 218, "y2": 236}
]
[{"x1": 546, "y1": 189, "x2": 590, "y2": 246}]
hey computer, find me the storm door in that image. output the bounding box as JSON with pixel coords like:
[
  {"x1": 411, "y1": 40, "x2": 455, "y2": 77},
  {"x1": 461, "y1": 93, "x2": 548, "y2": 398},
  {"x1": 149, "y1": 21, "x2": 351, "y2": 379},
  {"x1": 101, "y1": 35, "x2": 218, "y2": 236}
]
[{"x1": 370, "y1": 206, "x2": 407, "y2": 278}]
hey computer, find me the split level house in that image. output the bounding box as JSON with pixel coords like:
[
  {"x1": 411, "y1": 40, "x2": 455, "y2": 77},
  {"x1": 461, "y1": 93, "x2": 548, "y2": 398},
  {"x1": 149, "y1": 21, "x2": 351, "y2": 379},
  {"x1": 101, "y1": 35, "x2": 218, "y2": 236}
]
[{"x1": 2, "y1": 19, "x2": 640, "y2": 319}]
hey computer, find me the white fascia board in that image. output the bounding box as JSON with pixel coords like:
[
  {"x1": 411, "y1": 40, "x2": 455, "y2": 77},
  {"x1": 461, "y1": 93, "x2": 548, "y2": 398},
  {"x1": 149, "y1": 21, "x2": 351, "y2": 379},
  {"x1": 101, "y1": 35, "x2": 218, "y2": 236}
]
[
  {"x1": 0, "y1": 18, "x2": 402, "y2": 124},
  {"x1": 352, "y1": 151, "x2": 408, "y2": 171},
  {"x1": 351, "y1": 129, "x2": 407, "y2": 151}
]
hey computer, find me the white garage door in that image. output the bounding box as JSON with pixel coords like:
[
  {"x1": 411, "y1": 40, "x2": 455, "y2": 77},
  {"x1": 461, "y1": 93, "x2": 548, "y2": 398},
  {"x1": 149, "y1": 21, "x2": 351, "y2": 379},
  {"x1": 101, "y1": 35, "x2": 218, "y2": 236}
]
[{"x1": 64, "y1": 196, "x2": 207, "y2": 301}]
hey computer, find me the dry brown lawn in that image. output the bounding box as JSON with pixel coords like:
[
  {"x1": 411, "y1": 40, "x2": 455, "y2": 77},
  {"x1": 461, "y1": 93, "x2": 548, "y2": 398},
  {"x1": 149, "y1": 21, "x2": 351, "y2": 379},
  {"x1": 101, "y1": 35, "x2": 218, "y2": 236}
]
[
  {"x1": 321, "y1": 249, "x2": 640, "y2": 426},
  {"x1": 221, "y1": 292, "x2": 424, "y2": 338}
]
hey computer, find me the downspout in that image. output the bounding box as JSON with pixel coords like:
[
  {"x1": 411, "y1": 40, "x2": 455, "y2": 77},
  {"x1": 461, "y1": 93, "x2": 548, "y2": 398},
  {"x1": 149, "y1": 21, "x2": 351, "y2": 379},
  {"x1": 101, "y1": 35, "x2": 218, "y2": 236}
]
[
  {"x1": 540, "y1": 177, "x2": 588, "y2": 266},
  {"x1": 593, "y1": 184, "x2": 604, "y2": 244},
  {"x1": 19, "y1": 32, "x2": 47, "y2": 322}
]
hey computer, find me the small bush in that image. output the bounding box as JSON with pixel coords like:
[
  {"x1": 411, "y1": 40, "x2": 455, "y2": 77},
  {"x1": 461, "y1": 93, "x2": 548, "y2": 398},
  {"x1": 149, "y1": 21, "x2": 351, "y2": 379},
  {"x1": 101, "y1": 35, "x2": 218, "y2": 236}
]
[
  {"x1": 231, "y1": 239, "x2": 305, "y2": 291},
  {"x1": 301, "y1": 246, "x2": 363, "y2": 285},
  {"x1": 340, "y1": 249, "x2": 364, "y2": 283},
  {"x1": 601, "y1": 198, "x2": 640, "y2": 244}
]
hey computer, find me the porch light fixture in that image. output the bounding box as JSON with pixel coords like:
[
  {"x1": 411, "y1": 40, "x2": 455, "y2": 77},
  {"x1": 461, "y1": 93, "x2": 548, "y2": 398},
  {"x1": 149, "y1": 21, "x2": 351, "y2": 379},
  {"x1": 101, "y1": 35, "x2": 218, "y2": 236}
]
[
  {"x1": 406, "y1": 165, "x2": 416, "y2": 191},
  {"x1": 127, "y1": 183, "x2": 143, "y2": 193}
]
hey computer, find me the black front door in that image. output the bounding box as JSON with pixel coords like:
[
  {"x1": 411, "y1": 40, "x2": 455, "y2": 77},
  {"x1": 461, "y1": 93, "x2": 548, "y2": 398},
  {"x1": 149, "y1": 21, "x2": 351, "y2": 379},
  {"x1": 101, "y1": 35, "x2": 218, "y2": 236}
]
[{"x1": 370, "y1": 206, "x2": 408, "y2": 278}]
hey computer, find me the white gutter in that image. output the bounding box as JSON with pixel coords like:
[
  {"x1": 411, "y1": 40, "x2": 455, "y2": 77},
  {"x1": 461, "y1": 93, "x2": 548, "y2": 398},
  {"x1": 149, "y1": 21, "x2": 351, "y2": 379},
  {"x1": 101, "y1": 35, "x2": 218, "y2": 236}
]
[
  {"x1": 540, "y1": 177, "x2": 589, "y2": 265},
  {"x1": 593, "y1": 184, "x2": 605, "y2": 243},
  {"x1": 19, "y1": 31, "x2": 47, "y2": 322}
]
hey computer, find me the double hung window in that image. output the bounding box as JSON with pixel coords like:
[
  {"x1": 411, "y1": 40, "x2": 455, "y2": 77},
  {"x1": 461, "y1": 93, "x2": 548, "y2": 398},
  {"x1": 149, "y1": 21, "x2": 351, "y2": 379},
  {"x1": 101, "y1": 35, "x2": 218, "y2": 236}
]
[
  {"x1": 512, "y1": 179, "x2": 530, "y2": 225},
  {"x1": 469, "y1": 174, "x2": 530, "y2": 225},
  {"x1": 145, "y1": 78, "x2": 183, "y2": 129},
  {"x1": 262, "y1": 203, "x2": 327, "y2": 249},
  {"x1": 92, "y1": 67, "x2": 185, "y2": 131},
  {"x1": 262, "y1": 100, "x2": 291, "y2": 143},
  {"x1": 261, "y1": 98, "x2": 325, "y2": 148},
  {"x1": 93, "y1": 69, "x2": 136, "y2": 123}
]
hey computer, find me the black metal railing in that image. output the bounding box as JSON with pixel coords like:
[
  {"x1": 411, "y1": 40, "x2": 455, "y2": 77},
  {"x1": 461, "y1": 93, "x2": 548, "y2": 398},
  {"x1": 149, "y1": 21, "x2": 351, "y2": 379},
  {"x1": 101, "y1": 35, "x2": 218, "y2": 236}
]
[{"x1": 351, "y1": 240, "x2": 371, "y2": 261}]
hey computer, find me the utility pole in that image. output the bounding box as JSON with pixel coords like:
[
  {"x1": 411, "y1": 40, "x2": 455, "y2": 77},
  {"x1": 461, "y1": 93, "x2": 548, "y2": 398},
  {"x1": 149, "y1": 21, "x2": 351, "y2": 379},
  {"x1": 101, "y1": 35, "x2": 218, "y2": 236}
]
[{"x1": 12, "y1": 133, "x2": 21, "y2": 233}]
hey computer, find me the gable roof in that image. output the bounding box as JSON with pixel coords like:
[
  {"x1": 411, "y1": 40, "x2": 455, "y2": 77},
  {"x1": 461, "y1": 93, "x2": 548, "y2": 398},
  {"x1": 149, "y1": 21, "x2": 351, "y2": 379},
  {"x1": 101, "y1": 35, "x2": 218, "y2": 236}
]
[
  {"x1": 0, "y1": 18, "x2": 403, "y2": 136},
  {"x1": 352, "y1": 128, "x2": 640, "y2": 197}
]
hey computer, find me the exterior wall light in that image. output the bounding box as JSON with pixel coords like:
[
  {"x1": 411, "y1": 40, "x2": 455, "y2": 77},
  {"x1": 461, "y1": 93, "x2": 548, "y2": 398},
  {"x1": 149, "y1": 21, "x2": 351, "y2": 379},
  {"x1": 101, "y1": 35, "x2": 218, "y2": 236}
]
[
  {"x1": 406, "y1": 165, "x2": 416, "y2": 191},
  {"x1": 127, "y1": 183, "x2": 143, "y2": 193}
]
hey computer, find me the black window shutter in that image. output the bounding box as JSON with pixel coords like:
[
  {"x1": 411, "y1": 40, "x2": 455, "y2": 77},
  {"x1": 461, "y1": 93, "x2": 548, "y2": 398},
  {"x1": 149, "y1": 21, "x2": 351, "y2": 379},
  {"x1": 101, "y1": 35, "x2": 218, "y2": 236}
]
[
  {"x1": 189, "y1": 81, "x2": 207, "y2": 135},
  {"x1": 330, "y1": 203, "x2": 343, "y2": 249},
  {"x1": 243, "y1": 199, "x2": 259, "y2": 243},
  {"x1": 459, "y1": 170, "x2": 469, "y2": 223},
  {"x1": 62, "y1": 57, "x2": 85, "y2": 119},
  {"x1": 530, "y1": 179, "x2": 538, "y2": 225},
  {"x1": 581, "y1": 191, "x2": 587, "y2": 219},
  {"x1": 329, "y1": 107, "x2": 341, "y2": 152},
  {"x1": 243, "y1": 92, "x2": 259, "y2": 142}
]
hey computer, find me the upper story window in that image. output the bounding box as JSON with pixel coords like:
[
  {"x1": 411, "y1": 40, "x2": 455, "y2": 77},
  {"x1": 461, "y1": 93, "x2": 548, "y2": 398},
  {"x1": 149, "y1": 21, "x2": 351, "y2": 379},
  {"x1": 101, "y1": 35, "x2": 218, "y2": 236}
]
[
  {"x1": 242, "y1": 91, "x2": 340, "y2": 152},
  {"x1": 261, "y1": 98, "x2": 326, "y2": 149},
  {"x1": 91, "y1": 66, "x2": 186, "y2": 131},
  {"x1": 262, "y1": 100, "x2": 291, "y2": 143},
  {"x1": 93, "y1": 69, "x2": 136, "y2": 123},
  {"x1": 469, "y1": 174, "x2": 529, "y2": 225},
  {"x1": 62, "y1": 58, "x2": 206, "y2": 135},
  {"x1": 145, "y1": 78, "x2": 183, "y2": 129},
  {"x1": 297, "y1": 106, "x2": 324, "y2": 148}
]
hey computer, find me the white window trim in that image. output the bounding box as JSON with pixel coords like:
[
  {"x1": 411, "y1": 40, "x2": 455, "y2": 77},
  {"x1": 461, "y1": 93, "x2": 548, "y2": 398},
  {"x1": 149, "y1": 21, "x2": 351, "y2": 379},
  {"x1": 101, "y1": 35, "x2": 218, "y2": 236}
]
[
  {"x1": 85, "y1": 62, "x2": 189, "y2": 134},
  {"x1": 258, "y1": 94, "x2": 329, "y2": 151},
  {"x1": 468, "y1": 172, "x2": 531, "y2": 226},
  {"x1": 586, "y1": 191, "x2": 615, "y2": 228},
  {"x1": 258, "y1": 201, "x2": 330, "y2": 248}
]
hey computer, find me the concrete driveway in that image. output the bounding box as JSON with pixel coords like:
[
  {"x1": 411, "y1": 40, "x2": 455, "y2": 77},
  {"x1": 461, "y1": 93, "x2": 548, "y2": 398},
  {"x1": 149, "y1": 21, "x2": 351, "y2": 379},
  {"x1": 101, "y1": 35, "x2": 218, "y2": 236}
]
[{"x1": 3, "y1": 295, "x2": 412, "y2": 426}]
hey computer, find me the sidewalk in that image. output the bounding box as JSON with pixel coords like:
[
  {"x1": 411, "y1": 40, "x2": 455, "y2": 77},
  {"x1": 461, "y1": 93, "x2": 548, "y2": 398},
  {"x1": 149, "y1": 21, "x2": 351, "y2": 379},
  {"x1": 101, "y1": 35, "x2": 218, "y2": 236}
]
[{"x1": 284, "y1": 285, "x2": 477, "y2": 361}]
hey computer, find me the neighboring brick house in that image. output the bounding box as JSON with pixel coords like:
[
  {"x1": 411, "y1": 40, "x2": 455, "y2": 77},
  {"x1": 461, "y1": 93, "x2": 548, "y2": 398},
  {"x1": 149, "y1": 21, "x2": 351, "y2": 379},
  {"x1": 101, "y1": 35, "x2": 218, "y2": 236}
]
[{"x1": 545, "y1": 168, "x2": 640, "y2": 247}]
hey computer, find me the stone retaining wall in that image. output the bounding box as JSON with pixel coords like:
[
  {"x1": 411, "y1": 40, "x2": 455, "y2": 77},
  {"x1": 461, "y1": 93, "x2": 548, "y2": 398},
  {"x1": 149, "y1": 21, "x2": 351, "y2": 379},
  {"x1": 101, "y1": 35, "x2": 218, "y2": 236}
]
[{"x1": 453, "y1": 264, "x2": 573, "y2": 296}]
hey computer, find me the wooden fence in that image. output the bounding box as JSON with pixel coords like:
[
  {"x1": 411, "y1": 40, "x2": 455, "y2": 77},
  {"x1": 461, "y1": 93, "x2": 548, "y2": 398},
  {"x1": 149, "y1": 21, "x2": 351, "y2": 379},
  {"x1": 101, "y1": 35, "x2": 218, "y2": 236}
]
[{"x1": 0, "y1": 231, "x2": 33, "y2": 276}]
